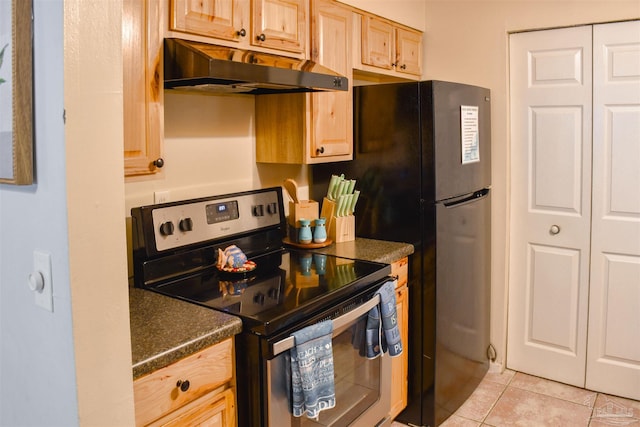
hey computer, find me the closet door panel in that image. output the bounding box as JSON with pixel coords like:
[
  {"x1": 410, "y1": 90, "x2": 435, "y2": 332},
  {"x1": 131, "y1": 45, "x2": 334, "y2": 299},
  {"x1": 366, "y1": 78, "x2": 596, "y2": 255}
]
[
  {"x1": 587, "y1": 20, "x2": 640, "y2": 401},
  {"x1": 507, "y1": 26, "x2": 592, "y2": 387}
]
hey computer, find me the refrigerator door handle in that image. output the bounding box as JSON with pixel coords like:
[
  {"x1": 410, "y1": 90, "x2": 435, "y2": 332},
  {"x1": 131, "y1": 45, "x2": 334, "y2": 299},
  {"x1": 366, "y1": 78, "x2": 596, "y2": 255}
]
[{"x1": 442, "y1": 188, "x2": 490, "y2": 207}]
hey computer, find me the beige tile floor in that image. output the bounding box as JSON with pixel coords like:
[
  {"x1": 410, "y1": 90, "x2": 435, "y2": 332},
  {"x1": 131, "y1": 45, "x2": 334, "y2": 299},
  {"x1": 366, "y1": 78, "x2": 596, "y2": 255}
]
[{"x1": 391, "y1": 369, "x2": 640, "y2": 426}]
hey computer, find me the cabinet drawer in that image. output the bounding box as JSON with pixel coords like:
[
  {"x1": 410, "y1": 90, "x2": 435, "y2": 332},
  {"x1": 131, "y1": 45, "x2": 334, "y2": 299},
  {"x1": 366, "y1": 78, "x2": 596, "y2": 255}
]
[
  {"x1": 134, "y1": 338, "x2": 234, "y2": 426},
  {"x1": 391, "y1": 257, "x2": 409, "y2": 288},
  {"x1": 148, "y1": 388, "x2": 236, "y2": 427}
]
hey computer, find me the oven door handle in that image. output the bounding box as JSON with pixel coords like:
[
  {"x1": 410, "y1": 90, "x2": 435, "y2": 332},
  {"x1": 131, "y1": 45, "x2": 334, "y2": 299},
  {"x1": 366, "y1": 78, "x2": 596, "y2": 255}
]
[{"x1": 271, "y1": 292, "x2": 382, "y2": 357}]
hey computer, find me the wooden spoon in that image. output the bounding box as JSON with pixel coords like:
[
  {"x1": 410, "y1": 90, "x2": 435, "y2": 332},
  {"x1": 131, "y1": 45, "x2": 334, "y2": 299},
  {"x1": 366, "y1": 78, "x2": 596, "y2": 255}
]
[{"x1": 283, "y1": 178, "x2": 299, "y2": 203}]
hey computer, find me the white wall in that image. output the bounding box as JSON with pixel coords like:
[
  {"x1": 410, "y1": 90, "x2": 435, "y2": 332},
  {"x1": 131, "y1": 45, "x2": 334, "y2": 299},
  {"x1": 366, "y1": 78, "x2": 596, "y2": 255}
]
[
  {"x1": 0, "y1": 1, "x2": 78, "y2": 425},
  {"x1": 422, "y1": 1, "x2": 639, "y2": 369}
]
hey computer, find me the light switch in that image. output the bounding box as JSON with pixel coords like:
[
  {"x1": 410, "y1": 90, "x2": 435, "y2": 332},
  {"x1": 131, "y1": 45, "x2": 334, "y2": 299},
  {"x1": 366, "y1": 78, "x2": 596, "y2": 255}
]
[{"x1": 30, "y1": 251, "x2": 53, "y2": 312}]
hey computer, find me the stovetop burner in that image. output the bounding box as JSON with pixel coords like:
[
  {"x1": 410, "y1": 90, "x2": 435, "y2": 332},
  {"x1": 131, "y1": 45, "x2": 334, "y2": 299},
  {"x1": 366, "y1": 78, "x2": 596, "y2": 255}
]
[{"x1": 131, "y1": 187, "x2": 391, "y2": 337}]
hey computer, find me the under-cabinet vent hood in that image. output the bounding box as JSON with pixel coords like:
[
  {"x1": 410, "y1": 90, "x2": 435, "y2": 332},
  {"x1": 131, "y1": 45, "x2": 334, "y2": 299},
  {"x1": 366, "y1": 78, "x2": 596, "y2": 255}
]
[{"x1": 164, "y1": 38, "x2": 348, "y2": 95}]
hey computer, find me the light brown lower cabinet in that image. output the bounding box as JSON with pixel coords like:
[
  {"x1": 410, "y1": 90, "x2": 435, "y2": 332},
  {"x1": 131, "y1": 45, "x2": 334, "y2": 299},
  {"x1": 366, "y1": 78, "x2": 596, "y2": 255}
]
[
  {"x1": 133, "y1": 338, "x2": 236, "y2": 427},
  {"x1": 390, "y1": 257, "x2": 409, "y2": 419}
]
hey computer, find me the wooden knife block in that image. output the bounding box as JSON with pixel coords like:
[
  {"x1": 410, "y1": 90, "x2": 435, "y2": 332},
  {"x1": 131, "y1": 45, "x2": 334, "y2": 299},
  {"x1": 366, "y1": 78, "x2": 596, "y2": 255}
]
[
  {"x1": 320, "y1": 197, "x2": 355, "y2": 243},
  {"x1": 320, "y1": 198, "x2": 336, "y2": 231},
  {"x1": 329, "y1": 215, "x2": 355, "y2": 243}
]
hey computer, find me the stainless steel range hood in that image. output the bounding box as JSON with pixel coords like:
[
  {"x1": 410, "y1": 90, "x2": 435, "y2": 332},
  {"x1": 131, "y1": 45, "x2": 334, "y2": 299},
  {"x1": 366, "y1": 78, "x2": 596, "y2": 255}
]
[{"x1": 164, "y1": 38, "x2": 348, "y2": 95}]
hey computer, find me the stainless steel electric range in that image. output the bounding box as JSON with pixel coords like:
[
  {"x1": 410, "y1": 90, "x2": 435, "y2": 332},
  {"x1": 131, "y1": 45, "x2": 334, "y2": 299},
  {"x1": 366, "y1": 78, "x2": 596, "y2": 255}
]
[{"x1": 131, "y1": 187, "x2": 395, "y2": 427}]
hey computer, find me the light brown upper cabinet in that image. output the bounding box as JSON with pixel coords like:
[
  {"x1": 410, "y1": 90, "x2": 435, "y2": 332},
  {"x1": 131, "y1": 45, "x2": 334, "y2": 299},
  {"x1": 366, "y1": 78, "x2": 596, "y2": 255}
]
[
  {"x1": 255, "y1": 0, "x2": 353, "y2": 164},
  {"x1": 358, "y1": 14, "x2": 422, "y2": 79},
  {"x1": 171, "y1": 0, "x2": 307, "y2": 57},
  {"x1": 171, "y1": 0, "x2": 249, "y2": 42},
  {"x1": 123, "y1": 0, "x2": 164, "y2": 177}
]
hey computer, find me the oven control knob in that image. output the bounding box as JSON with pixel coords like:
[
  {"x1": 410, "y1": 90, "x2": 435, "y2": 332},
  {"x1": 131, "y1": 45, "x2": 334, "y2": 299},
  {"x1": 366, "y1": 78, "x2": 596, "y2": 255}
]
[
  {"x1": 253, "y1": 204, "x2": 265, "y2": 217},
  {"x1": 253, "y1": 292, "x2": 265, "y2": 305},
  {"x1": 267, "y1": 202, "x2": 278, "y2": 215},
  {"x1": 159, "y1": 221, "x2": 175, "y2": 236},
  {"x1": 179, "y1": 218, "x2": 193, "y2": 232}
]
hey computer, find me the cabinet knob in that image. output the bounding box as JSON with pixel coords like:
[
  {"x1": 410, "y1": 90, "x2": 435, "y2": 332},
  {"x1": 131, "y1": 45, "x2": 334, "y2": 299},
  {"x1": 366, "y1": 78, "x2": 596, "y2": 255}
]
[
  {"x1": 257, "y1": 33, "x2": 266, "y2": 42},
  {"x1": 153, "y1": 158, "x2": 164, "y2": 169},
  {"x1": 400, "y1": 64, "x2": 407, "y2": 70},
  {"x1": 176, "y1": 380, "x2": 190, "y2": 392},
  {"x1": 550, "y1": 225, "x2": 561, "y2": 235},
  {"x1": 316, "y1": 146, "x2": 325, "y2": 155},
  {"x1": 236, "y1": 28, "x2": 246, "y2": 37}
]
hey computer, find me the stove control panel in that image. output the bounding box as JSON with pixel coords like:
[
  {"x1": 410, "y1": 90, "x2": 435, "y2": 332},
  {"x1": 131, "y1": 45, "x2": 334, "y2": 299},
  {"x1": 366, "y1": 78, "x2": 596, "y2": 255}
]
[{"x1": 149, "y1": 188, "x2": 282, "y2": 252}]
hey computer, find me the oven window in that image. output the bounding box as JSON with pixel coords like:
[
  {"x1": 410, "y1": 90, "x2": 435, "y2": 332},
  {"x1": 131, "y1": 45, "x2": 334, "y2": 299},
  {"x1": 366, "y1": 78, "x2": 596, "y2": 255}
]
[{"x1": 269, "y1": 313, "x2": 385, "y2": 427}]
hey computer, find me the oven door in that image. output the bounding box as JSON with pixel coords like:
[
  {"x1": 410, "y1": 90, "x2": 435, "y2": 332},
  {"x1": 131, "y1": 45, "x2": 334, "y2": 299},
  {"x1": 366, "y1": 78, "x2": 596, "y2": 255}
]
[{"x1": 266, "y1": 281, "x2": 394, "y2": 427}]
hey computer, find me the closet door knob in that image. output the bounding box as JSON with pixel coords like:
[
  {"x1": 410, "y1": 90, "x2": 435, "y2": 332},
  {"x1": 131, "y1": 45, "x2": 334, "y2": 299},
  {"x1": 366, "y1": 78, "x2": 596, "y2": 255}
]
[{"x1": 550, "y1": 225, "x2": 560, "y2": 235}]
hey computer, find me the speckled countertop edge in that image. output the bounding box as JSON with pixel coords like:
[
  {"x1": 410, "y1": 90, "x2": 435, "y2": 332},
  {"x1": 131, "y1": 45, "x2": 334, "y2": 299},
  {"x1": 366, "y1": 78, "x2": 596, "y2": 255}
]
[
  {"x1": 129, "y1": 287, "x2": 242, "y2": 379},
  {"x1": 306, "y1": 237, "x2": 414, "y2": 264}
]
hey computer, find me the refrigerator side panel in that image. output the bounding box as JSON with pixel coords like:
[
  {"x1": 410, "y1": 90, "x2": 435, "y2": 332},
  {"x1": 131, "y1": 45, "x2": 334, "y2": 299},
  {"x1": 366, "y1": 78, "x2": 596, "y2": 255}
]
[{"x1": 426, "y1": 81, "x2": 492, "y2": 201}]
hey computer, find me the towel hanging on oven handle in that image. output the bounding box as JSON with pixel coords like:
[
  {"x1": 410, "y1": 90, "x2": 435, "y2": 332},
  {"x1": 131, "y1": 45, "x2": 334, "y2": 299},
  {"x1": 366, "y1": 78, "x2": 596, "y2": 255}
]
[{"x1": 271, "y1": 290, "x2": 385, "y2": 357}]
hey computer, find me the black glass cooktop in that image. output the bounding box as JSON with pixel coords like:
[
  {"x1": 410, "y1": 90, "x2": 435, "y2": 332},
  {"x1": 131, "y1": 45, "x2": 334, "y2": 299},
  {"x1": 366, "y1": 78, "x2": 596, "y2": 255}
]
[{"x1": 151, "y1": 249, "x2": 390, "y2": 336}]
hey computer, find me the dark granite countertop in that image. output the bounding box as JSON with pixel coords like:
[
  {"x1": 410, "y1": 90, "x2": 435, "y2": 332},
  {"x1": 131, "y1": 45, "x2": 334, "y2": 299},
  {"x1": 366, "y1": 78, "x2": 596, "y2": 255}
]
[
  {"x1": 129, "y1": 287, "x2": 242, "y2": 379},
  {"x1": 129, "y1": 238, "x2": 413, "y2": 379},
  {"x1": 309, "y1": 237, "x2": 414, "y2": 264}
]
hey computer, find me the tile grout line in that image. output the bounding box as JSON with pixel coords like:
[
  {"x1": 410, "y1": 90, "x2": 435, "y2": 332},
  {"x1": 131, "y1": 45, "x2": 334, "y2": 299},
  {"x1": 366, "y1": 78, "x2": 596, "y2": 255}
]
[{"x1": 479, "y1": 372, "x2": 517, "y2": 425}]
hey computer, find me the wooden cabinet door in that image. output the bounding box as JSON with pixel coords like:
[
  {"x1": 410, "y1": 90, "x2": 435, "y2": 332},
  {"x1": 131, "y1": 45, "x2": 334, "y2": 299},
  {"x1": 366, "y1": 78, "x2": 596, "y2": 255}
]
[
  {"x1": 171, "y1": 0, "x2": 248, "y2": 42},
  {"x1": 134, "y1": 339, "x2": 234, "y2": 426},
  {"x1": 395, "y1": 27, "x2": 422, "y2": 76},
  {"x1": 389, "y1": 257, "x2": 409, "y2": 419},
  {"x1": 310, "y1": 0, "x2": 352, "y2": 159},
  {"x1": 361, "y1": 15, "x2": 394, "y2": 70},
  {"x1": 390, "y1": 283, "x2": 408, "y2": 419},
  {"x1": 123, "y1": 0, "x2": 164, "y2": 177},
  {"x1": 252, "y1": 0, "x2": 306, "y2": 53},
  {"x1": 150, "y1": 388, "x2": 236, "y2": 427}
]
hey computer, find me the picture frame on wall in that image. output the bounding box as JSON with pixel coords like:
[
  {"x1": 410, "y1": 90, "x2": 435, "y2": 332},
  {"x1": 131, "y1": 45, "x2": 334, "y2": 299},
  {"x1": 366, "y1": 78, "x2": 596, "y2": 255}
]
[{"x1": 0, "y1": 0, "x2": 33, "y2": 185}]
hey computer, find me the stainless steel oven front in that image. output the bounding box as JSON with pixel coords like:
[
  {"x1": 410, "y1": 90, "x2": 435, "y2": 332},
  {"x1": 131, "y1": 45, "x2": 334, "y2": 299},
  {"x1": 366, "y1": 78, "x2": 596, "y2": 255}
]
[{"x1": 264, "y1": 283, "x2": 393, "y2": 427}]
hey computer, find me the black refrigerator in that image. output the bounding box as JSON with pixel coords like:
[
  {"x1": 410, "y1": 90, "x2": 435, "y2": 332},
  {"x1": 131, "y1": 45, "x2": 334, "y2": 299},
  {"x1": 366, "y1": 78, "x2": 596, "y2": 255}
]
[{"x1": 310, "y1": 81, "x2": 492, "y2": 427}]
